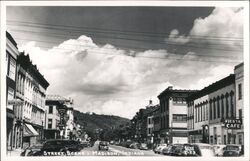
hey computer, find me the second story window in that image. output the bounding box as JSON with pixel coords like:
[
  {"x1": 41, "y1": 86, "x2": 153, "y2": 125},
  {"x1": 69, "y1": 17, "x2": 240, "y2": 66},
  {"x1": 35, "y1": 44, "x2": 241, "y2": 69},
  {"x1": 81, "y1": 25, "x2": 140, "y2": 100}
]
[
  {"x1": 49, "y1": 106, "x2": 53, "y2": 114},
  {"x1": 173, "y1": 114, "x2": 187, "y2": 122},
  {"x1": 48, "y1": 119, "x2": 52, "y2": 129},
  {"x1": 8, "y1": 56, "x2": 16, "y2": 81},
  {"x1": 238, "y1": 84, "x2": 242, "y2": 100}
]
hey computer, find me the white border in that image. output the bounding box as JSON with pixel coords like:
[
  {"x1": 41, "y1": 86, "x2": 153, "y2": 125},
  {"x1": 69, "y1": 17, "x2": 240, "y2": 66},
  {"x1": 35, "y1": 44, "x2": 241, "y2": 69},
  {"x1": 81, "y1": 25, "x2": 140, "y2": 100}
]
[{"x1": 1, "y1": 1, "x2": 249, "y2": 161}]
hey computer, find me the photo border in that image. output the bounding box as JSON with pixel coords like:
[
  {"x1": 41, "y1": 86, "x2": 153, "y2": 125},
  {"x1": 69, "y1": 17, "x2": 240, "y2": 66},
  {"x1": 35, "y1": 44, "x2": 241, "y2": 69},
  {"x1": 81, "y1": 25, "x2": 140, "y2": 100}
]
[{"x1": 1, "y1": 1, "x2": 249, "y2": 161}]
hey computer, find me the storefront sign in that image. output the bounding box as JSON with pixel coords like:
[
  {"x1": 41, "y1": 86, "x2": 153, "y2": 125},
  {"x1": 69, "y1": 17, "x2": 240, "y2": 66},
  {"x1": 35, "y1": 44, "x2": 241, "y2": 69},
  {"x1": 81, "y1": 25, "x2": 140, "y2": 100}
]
[{"x1": 224, "y1": 119, "x2": 242, "y2": 129}]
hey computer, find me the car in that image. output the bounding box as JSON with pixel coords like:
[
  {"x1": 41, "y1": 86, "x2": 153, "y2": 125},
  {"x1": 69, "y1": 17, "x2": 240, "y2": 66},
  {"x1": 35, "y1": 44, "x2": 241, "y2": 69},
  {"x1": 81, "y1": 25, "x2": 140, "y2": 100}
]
[
  {"x1": 162, "y1": 144, "x2": 174, "y2": 155},
  {"x1": 21, "y1": 140, "x2": 82, "y2": 156},
  {"x1": 99, "y1": 141, "x2": 109, "y2": 151},
  {"x1": 129, "y1": 142, "x2": 140, "y2": 149},
  {"x1": 166, "y1": 144, "x2": 201, "y2": 157},
  {"x1": 154, "y1": 144, "x2": 168, "y2": 154},
  {"x1": 223, "y1": 144, "x2": 244, "y2": 157},
  {"x1": 139, "y1": 143, "x2": 148, "y2": 150},
  {"x1": 213, "y1": 145, "x2": 226, "y2": 156},
  {"x1": 80, "y1": 141, "x2": 91, "y2": 148},
  {"x1": 20, "y1": 144, "x2": 43, "y2": 156},
  {"x1": 109, "y1": 140, "x2": 115, "y2": 145},
  {"x1": 193, "y1": 143, "x2": 215, "y2": 157}
]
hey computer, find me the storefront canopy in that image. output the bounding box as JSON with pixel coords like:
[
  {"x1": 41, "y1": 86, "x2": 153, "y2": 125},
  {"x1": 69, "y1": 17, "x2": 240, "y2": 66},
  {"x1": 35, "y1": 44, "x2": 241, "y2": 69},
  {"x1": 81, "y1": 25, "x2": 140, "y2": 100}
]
[{"x1": 23, "y1": 123, "x2": 39, "y2": 137}]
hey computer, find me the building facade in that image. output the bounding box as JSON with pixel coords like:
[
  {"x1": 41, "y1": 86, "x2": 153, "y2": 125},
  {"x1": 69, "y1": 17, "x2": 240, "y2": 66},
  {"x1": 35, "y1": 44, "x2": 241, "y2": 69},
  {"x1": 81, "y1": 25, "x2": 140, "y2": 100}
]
[
  {"x1": 234, "y1": 63, "x2": 244, "y2": 145},
  {"x1": 6, "y1": 32, "x2": 19, "y2": 151},
  {"x1": 187, "y1": 74, "x2": 238, "y2": 145},
  {"x1": 45, "y1": 95, "x2": 75, "y2": 140},
  {"x1": 16, "y1": 53, "x2": 49, "y2": 148},
  {"x1": 158, "y1": 86, "x2": 197, "y2": 144}
]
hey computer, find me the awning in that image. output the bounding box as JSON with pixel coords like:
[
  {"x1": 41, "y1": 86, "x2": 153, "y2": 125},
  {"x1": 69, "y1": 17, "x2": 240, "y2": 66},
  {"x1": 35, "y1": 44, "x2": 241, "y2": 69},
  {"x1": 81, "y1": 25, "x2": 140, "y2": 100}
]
[{"x1": 23, "y1": 123, "x2": 39, "y2": 137}]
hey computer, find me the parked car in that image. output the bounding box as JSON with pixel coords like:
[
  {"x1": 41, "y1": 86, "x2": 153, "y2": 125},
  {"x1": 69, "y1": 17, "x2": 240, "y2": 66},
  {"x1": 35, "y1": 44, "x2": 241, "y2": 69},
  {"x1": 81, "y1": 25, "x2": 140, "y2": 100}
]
[
  {"x1": 20, "y1": 144, "x2": 43, "y2": 156},
  {"x1": 129, "y1": 142, "x2": 140, "y2": 149},
  {"x1": 162, "y1": 144, "x2": 174, "y2": 155},
  {"x1": 42, "y1": 139, "x2": 82, "y2": 155},
  {"x1": 99, "y1": 141, "x2": 109, "y2": 151},
  {"x1": 223, "y1": 144, "x2": 244, "y2": 157},
  {"x1": 193, "y1": 143, "x2": 215, "y2": 157},
  {"x1": 22, "y1": 139, "x2": 82, "y2": 156},
  {"x1": 154, "y1": 144, "x2": 168, "y2": 154},
  {"x1": 109, "y1": 140, "x2": 115, "y2": 145},
  {"x1": 213, "y1": 145, "x2": 226, "y2": 156},
  {"x1": 139, "y1": 143, "x2": 148, "y2": 150},
  {"x1": 80, "y1": 141, "x2": 91, "y2": 148},
  {"x1": 172, "y1": 144, "x2": 198, "y2": 156}
]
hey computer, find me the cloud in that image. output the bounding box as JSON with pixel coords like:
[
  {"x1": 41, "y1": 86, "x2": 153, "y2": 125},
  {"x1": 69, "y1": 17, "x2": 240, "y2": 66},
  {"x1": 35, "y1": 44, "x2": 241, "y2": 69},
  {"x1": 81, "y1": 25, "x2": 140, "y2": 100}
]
[
  {"x1": 166, "y1": 29, "x2": 190, "y2": 44},
  {"x1": 166, "y1": 7, "x2": 243, "y2": 62},
  {"x1": 18, "y1": 7, "x2": 243, "y2": 119}
]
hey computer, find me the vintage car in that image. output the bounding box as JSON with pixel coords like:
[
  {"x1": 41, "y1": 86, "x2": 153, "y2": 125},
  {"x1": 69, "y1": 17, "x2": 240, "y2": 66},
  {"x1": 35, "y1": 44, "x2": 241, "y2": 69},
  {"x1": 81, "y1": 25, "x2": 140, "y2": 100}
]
[
  {"x1": 154, "y1": 144, "x2": 168, "y2": 154},
  {"x1": 223, "y1": 144, "x2": 244, "y2": 157},
  {"x1": 98, "y1": 141, "x2": 109, "y2": 151}
]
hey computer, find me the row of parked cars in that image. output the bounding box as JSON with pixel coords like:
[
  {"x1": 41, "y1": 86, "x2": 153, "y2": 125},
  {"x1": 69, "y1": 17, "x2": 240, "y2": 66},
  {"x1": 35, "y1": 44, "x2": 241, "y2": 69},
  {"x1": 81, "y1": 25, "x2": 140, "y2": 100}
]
[
  {"x1": 110, "y1": 140, "x2": 149, "y2": 150},
  {"x1": 154, "y1": 143, "x2": 244, "y2": 157},
  {"x1": 20, "y1": 139, "x2": 91, "y2": 156}
]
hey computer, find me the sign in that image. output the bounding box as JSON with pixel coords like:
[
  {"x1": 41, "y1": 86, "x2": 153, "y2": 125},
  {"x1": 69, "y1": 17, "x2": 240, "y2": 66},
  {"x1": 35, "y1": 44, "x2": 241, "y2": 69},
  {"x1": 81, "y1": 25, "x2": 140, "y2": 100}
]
[
  {"x1": 224, "y1": 119, "x2": 242, "y2": 129},
  {"x1": 8, "y1": 99, "x2": 24, "y2": 105}
]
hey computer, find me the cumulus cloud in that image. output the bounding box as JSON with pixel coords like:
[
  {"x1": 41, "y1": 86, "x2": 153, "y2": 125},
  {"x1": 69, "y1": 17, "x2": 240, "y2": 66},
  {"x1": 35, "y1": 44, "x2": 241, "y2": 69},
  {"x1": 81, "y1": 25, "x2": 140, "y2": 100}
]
[{"x1": 18, "y1": 7, "x2": 243, "y2": 119}]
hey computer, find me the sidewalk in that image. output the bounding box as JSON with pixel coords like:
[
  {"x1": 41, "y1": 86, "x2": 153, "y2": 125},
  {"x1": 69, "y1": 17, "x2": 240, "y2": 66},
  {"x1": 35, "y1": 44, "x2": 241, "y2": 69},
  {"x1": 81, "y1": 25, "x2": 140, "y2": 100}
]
[{"x1": 6, "y1": 148, "x2": 22, "y2": 156}]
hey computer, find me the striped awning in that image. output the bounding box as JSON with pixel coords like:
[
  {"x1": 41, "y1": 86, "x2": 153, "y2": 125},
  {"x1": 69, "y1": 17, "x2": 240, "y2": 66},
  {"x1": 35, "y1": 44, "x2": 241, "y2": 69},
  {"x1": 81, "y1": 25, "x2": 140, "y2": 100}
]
[{"x1": 23, "y1": 123, "x2": 39, "y2": 137}]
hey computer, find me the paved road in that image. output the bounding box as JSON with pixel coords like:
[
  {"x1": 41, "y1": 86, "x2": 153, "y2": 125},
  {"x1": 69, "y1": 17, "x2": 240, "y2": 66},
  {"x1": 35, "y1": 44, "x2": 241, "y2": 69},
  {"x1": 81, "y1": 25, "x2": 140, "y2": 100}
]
[{"x1": 80, "y1": 141, "x2": 162, "y2": 156}]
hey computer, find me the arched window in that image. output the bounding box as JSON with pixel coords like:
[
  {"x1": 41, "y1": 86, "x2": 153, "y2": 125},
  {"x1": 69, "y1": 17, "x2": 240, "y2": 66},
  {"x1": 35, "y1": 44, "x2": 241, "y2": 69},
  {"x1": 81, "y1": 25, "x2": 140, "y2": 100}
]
[
  {"x1": 221, "y1": 95, "x2": 224, "y2": 119},
  {"x1": 209, "y1": 100, "x2": 212, "y2": 120},
  {"x1": 217, "y1": 96, "x2": 220, "y2": 118},
  {"x1": 213, "y1": 98, "x2": 216, "y2": 119},
  {"x1": 225, "y1": 93, "x2": 229, "y2": 118}
]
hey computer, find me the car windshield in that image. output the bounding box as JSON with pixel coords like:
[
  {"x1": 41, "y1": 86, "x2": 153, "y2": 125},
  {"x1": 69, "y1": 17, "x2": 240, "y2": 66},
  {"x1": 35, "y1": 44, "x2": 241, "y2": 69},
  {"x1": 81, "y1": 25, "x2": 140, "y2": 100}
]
[
  {"x1": 100, "y1": 142, "x2": 108, "y2": 146},
  {"x1": 225, "y1": 146, "x2": 240, "y2": 151}
]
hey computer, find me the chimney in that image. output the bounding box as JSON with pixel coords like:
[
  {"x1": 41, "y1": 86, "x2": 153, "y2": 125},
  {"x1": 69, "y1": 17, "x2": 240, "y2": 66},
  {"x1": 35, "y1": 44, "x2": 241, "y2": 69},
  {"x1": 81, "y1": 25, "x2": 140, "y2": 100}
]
[{"x1": 168, "y1": 86, "x2": 173, "y2": 90}]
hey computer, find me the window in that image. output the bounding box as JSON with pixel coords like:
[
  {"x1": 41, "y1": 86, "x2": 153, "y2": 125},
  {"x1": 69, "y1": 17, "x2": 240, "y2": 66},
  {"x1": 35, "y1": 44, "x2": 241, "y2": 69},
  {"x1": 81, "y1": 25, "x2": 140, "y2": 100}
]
[
  {"x1": 217, "y1": 99, "x2": 220, "y2": 118},
  {"x1": 173, "y1": 97, "x2": 186, "y2": 104},
  {"x1": 239, "y1": 135, "x2": 243, "y2": 145},
  {"x1": 173, "y1": 114, "x2": 187, "y2": 122},
  {"x1": 225, "y1": 96, "x2": 229, "y2": 118},
  {"x1": 239, "y1": 109, "x2": 242, "y2": 119},
  {"x1": 8, "y1": 56, "x2": 16, "y2": 80},
  {"x1": 238, "y1": 84, "x2": 242, "y2": 100},
  {"x1": 195, "y1": 106, "x2": 197, "y2": 123},
  {"x1": 7, "y1": 87, "x2": 14, "y2": 110},
  {"x1": 49, "y1": 106, "x2": 53, "y2": 114},
  {"x1": 209, "y1": 101, "x2": 212, "y2": 120},
  {"x1": 48, "y1": 119, "x2": 52, "y2": 129}
]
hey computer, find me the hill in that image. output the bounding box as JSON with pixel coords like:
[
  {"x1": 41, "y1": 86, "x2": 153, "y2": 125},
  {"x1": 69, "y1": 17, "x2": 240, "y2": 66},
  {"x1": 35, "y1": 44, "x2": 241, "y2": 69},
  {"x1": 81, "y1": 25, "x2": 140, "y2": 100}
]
[{"x1": 73, "y1": 110, "x2": 130, "y2": 134}]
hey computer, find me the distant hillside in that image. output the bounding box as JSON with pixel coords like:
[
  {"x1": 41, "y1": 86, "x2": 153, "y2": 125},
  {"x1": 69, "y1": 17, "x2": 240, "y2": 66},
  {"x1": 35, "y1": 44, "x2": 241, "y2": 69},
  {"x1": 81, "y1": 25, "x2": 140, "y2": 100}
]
[{"x1": 73, "y1": 110, "x2": 130, "y2": 133}]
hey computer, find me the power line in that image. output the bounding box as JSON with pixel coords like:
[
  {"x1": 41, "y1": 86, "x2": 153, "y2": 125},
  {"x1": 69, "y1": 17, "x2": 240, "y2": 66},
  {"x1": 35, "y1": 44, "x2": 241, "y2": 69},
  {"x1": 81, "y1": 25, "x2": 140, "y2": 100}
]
[
  {"x1": 9, "y1": 28, "x2": 243, "y2": 52},
  {"x1": 7, "y1": 20, "x2": 243, "y2": 40},
  {"x1": 17, "y1": 40, "x2": 241, "y2": 64},
  {"x1": 14, "y1": 37, "x2": 242, "y2": 59}
]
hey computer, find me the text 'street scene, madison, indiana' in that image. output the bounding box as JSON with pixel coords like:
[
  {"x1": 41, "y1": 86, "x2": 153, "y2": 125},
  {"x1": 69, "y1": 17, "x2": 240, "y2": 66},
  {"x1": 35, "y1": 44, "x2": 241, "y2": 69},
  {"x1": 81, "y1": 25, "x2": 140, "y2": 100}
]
[{"x1": 5, "y1": 5, "x2": 246, "y2": 157}]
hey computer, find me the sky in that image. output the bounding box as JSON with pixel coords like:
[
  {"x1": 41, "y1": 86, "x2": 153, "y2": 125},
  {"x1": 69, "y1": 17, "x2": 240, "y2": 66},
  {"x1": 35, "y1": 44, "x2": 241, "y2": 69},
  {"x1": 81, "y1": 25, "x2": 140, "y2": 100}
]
[{"x1": 6, "y1": 6, "x2": 244, "y2": 119}]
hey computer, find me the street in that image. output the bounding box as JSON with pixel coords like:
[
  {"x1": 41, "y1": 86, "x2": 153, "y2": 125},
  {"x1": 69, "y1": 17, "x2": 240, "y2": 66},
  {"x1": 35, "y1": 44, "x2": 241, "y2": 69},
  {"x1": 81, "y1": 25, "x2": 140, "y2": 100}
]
[{"x1": 80, "y1": 141, "x2": 161, "y2": 156}]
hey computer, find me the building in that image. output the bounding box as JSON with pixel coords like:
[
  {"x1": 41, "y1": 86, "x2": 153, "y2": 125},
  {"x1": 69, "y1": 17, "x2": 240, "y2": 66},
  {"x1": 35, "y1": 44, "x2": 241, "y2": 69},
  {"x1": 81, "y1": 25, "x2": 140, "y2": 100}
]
[
  {"x1": 158, "y1": 86, "x2": 197, "y2": 144},
  {"x1": 6, "y1": 31, "x2": 19, "y2": 151},
  {"x1": 234, "y1": 63, "x2": 244, "y2": 145},
  {"x1": 152, "y1": 105, "x2": 161, "y2": 144},
  {"x1": 45, "y1": 95, "x2": 75, "y2": 140},
  {"x1": 44, "y1": 95, "x2": 61, "y2": 140},
  {"x1": 16, "y1": 53, "x2": 49, "y2": 148},
  {"x1": 134, "y1": 100, "x2": 156, "y2": 144},
  {"x1": 187, "y1": 74, "x2": 236, "y2": 145}
]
